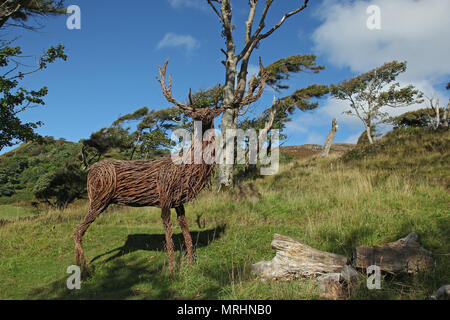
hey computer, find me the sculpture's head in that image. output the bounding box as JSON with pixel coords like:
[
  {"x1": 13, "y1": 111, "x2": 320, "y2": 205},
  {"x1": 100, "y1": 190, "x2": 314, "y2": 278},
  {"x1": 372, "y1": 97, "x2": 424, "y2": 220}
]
[
  {"x1": 184, "y1": 107, "x2": 221, "y2": 130},
  {"x1": 157, "y1": 58, "x2": 269, "y2": 131}
]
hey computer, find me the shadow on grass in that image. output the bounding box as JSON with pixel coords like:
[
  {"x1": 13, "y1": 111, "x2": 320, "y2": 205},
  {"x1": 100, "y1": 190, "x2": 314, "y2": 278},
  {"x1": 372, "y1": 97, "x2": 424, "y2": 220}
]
[
  {"x1": 27, "y1": 257, "x2": 179, "y2": 300},
  {"x1": 91, "y1": 224, "x2": 226, "y2": 264},
  {"x1": 27, "y1": 225, "x2": 226, "y2": 300},
  {"x1": 318, "y1": 225, "x2": 375, "y2": 259}
]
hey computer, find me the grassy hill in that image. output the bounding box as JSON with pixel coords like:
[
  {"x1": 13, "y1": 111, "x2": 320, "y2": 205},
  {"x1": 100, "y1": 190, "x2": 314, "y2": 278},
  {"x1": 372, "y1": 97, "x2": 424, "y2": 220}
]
[
  {"x1": 0, "y1": 127, "x2": 448, "y2": 299},
  {"x1": 0, "y1": 137, "x2": 82, "y2": 205}
]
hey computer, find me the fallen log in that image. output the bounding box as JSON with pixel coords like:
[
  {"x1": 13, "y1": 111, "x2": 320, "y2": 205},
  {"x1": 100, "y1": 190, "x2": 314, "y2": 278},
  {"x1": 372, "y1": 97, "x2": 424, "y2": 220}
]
[
  {"x1": 315, "y1": 266, "x2": 364, "y2": 300},
  {"x1": 352, "y1": 232, "x2": 434, "y2": 274},
  {"x1": 252, "y1": 234, "x2": 348, "y2": 280},
  {"x1": 431, "y1": 285, "x2": 450, "y2": 300},
  {"x1": 316, "y1": 273, "x2": 346, "y2": 300}
]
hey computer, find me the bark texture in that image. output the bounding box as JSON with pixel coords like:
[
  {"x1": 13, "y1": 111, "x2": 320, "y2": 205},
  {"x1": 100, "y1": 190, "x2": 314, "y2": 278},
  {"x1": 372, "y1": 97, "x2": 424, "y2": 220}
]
[
  {"x1": 252, "y1": 234, "x2": 348, "y2": 280},
  {"x1": 352, "y1": 232, "x2": 434, "y2": 274},
  {"x1": 320, "y1": 118, "x2": 338, "y2": 157},
  {"x1": 213, "y1": 0, "x2": 310, "y2": 189},
  {"x1": 431, "y1": 285, "x2": 450, "y2": 300}
]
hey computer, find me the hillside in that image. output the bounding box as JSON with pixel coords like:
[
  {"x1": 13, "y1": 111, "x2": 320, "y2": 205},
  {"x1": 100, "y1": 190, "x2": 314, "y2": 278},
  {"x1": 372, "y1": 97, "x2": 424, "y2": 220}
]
[
  {"x1": 0, "y1": 137, "x2": 130, "y2": 208},
  {"x1": 0, "y1": 138, "x2": 82, "y2": 205},
  {"x1": 281, "y1": 143, "x2": 355, "y2": 159},
  {"x1": 0, "y1": 137, "x2": 352, "y2": 207},
  {"x1": 0, "y1": 127, "x2": 449, "y2": 300},
  {"x1": 342, "y1": 127, "x2": 450, "y2": 188}
]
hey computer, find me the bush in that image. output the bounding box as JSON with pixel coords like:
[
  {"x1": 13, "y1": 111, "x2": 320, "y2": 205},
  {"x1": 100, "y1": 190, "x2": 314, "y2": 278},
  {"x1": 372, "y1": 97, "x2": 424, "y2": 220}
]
[
  {"x1": 33, "y1": 162, "x2": 86, "y2": 209},
  {"x1": 0, "y1": 183, "x2": 15, "y2": 197}
]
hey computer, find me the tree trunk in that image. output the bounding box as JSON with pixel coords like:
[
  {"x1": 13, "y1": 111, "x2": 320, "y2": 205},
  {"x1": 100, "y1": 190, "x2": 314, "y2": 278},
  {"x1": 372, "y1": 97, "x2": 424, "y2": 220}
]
[
  {"x1": 352, "y1": 232, "x2": 434, "y2": 274},
  {"x1": 320, "y1": 118, "x2": 338, "y2": 157},
  {"x1": 218, "y1": 109, "x2": 237, "y2": 190},
  {"x1": 252, "y1": 234, "x2": 348, "y2": 280},
  {"x1": 244, "y1": 139, "x2": 257, "y2": 175},
  {"x1": 81, "y1": 146, "x2": 89, "y2": 170},
  {"x1": 217, "y1": 23, "x2": 238, "y2": 190},
  {"x1": 245, "y1": 97, "x2": 277, "y2": 176},
  {"x1": 365, "y1": 125, "x2": 374, "y2": 144},
  {"x1": 442, "y1": 100, "x2": 449, "y2": 127},
  {"x1": 129, "y1": 132, "x2": 141, "y2": 160},
  {"x1": 214, "y1": 0, "x2": 310, "y2": 189},
  {"x1": 435, "y1": 100, "x2": 440, "y2": 128}
]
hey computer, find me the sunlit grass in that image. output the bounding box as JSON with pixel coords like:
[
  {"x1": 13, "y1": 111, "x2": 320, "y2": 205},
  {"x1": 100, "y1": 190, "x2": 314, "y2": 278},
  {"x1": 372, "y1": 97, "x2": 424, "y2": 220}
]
[{"x1": 0, "y1": 205, "x2": 38, "y2": 220}]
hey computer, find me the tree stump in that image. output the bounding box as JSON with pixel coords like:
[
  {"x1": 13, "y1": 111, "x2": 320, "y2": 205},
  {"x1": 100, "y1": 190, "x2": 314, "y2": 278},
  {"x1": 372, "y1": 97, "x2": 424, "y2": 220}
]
[
  {"x1": 352, "y1": 232, "x2": 434, "y2": 274},
  {"x1": 320, "y1": 118, "x2": 338, "y2": 157},
  {"x1": 252, "y1": 234, "x2": 348, "y2": 280}
]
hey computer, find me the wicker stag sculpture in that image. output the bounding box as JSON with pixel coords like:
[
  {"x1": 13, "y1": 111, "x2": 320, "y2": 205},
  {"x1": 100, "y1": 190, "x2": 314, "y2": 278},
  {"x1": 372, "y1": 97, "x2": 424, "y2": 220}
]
[{"x1": 74, "y1": 59, "x2": 269, "y2": 278}]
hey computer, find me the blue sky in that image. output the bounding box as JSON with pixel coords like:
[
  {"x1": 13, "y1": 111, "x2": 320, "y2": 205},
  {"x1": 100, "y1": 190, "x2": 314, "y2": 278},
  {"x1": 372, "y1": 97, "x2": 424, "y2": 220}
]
[{"x1": 2, "y1": 0, "x2": 449, "y2": 154}]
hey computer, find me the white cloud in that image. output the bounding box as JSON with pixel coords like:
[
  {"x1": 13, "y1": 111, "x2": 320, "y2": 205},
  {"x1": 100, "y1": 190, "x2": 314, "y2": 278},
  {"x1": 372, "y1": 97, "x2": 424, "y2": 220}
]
[
  {"x1": 285, "y1": 98, "x2": 363, "y2": 134},
  {"x1": 312, "y1": 0, "x2": 450, "y2": 83},
  {"x1": 167, "y1": 0, "x2": 208, "y2": 11},
  {"x1": 156, "y1": 32, "x2": 200, "y2": 53},
  {"x1": 308, "y1": 0, "x2": 450, "y2": 138}
]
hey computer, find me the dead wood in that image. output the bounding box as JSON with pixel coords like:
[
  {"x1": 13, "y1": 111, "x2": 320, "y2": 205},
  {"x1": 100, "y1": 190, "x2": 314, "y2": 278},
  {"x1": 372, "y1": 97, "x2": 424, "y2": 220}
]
[
  {"x1": 252, "y1": 234, "x2": 348, "y2": 280},
  {"x1": 352, "y1": 232, "x2": 434, "y2": 274}
]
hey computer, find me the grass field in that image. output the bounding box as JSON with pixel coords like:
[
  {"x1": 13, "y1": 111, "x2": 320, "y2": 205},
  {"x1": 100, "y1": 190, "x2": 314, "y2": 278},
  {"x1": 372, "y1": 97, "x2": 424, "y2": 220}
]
[
  {"x1": 0, "y1": 128, "x2": 449, "y2": 300},
  {"x1": 0, "y1": 205, "x2": 38, "y2": 221}
]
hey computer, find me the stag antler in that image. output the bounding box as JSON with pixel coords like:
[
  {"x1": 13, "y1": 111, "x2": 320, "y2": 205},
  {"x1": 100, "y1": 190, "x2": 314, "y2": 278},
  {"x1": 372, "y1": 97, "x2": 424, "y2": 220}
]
[
  {"x1": 157, "y1": 58, "x2": 269, "y2": 115},
  {"x1": 240, "y1": 57, "x2": 270, "y2": 106},
  {"x1": 157, "y1": 59, "x2": 195, "y2": 112},
  {"x1": 222, "y1": 57, "x2": 270, "y2": 111}
]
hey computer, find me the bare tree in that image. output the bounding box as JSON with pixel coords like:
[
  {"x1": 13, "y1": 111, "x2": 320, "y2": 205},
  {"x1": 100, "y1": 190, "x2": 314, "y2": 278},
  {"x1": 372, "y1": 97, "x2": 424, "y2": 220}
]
[
  {"x1": 320, "y1": 118, "x2": 338, "y2": 158},
  {"x1": 425, "y1": 94, "x2": 449, "y2": 129},
  {"x1": 206, "y1": 0, "x2": 310, "y2": 189}
]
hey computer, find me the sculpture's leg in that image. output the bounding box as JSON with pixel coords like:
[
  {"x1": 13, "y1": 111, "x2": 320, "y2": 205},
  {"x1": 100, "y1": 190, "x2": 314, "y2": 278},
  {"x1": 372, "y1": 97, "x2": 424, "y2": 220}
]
[
  {"x1": 162, "y1": 207, "x2": 174, "y2": 279},
  {"x1": 74, "y1": 202, "x2": 108, "y2": 278},
  {"x1": 176, "y1": 205, "x2": 194, "y2": 266}
]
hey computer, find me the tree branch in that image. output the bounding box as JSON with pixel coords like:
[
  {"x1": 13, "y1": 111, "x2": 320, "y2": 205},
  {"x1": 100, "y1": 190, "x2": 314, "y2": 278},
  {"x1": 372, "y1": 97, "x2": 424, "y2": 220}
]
[
  {"x1": 221, "y1": 58, "x2": 269, "y2": 111},
  {"x1": 237, "y1": 0, "x2": 272, "y2": 61},
  {"x1": 260, "y1": 96, "x2": 278, "y2": 137},
  {"x1": 237, "y1": 0, "x2": 309, "y2": 61},
  {"x1": 259, "y1": 0, "x2": 309, "y2": 40},
  {"x1": 244, "y1": 0, "x2": 258, "y2": 45},
  {"x1": 206, "y1": 0, "x2": 222, "y2": 21},
  {"x1": 237, "y1": 57, "x2": 269, "y2": 106},
  {"x1": 238, "y1": 103, "x2": 251, "y2": 116}
]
